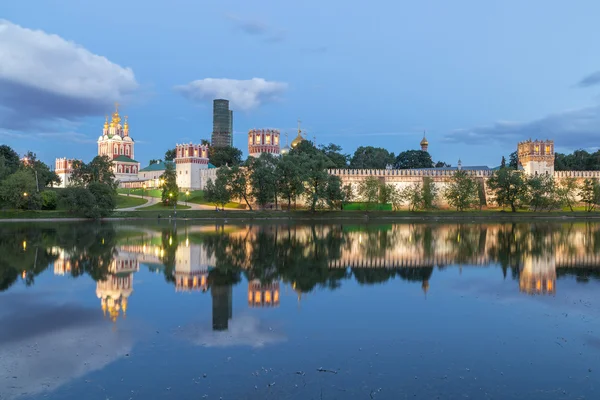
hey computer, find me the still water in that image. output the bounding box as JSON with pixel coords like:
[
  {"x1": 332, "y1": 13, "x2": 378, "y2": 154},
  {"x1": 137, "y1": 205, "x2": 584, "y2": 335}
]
[{"x1": 1, "y1": 221, "x2": 599, "y2": 400}]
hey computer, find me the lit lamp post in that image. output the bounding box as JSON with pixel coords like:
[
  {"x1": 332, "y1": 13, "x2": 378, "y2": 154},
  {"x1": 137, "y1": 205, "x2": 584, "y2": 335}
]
[
  {"x1": 23, "y1": 192, "x2": 28, "y2": 210},
  {"x1": 169, "y1": 192, "x2": 176, "y2": 218},
  {"x1": 142, "y1": 183, "x2": 146, "y2": 199},
  {"x1": 185, "y1": 190, "x2": 190, "y2": 206}
]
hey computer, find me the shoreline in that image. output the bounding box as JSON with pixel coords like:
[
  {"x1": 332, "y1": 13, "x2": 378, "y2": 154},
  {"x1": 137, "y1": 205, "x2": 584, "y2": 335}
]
[{"x1": 3, "y1": 210, "x2": 600, "y2": 223}]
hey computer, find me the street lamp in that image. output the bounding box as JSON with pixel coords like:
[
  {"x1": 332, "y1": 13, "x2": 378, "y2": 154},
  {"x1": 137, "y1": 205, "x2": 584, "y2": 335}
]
[
  {"x1": 185, "y1": 190, "x2": 190, "y2": 206},
  {"x1": 142, "y1": 183, "x2": 146, "y2": 199},
  {"x1": 169, "y1": 192, "x2": 176, "y2": 218}
]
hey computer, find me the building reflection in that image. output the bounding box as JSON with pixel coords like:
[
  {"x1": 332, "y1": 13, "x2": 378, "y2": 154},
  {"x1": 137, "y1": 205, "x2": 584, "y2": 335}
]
[
  {"x1": 212, "y1": 284, "x2": 233, "y2": 331},
  {"x1": 519, "y1": 255, "x2": 556, "y2": 295},
  {"x1": 248, "y1": 279, "x2": 280, "y2": 307}
]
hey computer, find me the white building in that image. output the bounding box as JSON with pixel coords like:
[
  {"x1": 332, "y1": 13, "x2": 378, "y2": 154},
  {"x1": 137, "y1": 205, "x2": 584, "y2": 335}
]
[{"x1": 175, "y1": 143, "x2": 217, "y2": 190}]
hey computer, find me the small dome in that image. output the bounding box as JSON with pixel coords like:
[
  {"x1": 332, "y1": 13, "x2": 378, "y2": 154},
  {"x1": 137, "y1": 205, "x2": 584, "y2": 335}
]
[
  {"x1": 98, "y1": 135, "x2": 104, "y2": 141},
  {"x1": 420, "y1": 136, "x2": 428, "y2": 146},
  {"x1": 123, "y1": 136, "x2": 133, "y2": 142},
  {"x1": 290, "y1": 133, "x2": 304, "y2": 148},
  {"x1": 112, "y1": 135, "x2": 122, "y2": 141},
  {"x1": 281, "y1": 145, "x2": 290, "y2": 155}
]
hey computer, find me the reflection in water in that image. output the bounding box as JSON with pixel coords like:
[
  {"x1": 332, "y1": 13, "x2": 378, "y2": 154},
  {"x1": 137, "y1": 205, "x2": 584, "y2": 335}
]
[
  {"x1": 3, "y1": 222, "x2": 600, "y2": 321},
  {"x1": 1, "y1": 222, "x2": 600, "y2": 399}
]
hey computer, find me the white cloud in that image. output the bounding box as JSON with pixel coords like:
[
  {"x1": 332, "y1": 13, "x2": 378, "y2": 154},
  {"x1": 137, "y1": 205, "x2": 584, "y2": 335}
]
[
  {"x1": 445, "y1": 106, "x2": 600, "y2": 150},
  {"x1": 178, "y1": 315, "x2": 286, "y2": 348},
  {"x1": 225, "y1": 14, "x2": 286, "y2": 43},
  {"x1": 175, "y1": 78, "x2": 287, "y2": 111},
  {"x1": 0, "y1": 19, "x2": 138, "y2": 130}
]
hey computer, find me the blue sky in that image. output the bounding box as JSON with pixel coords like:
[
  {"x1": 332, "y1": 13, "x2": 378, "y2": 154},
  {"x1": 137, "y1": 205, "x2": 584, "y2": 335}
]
[{"x1": 2, "y1": 0, "x2": 600, "y2": 168}]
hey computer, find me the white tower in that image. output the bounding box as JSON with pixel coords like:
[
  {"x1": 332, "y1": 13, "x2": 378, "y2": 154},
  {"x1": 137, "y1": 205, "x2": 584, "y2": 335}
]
[{"x1": 175, "y1": 143, "x2": 210, "y2": 190}]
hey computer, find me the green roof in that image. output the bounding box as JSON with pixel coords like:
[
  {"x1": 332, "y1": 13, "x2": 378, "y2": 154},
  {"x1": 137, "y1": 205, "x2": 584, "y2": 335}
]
[
  {"x1": 113, "y1": 155, "x2": 138, "y2": 163},
  {"x1": 208, "y1": 163, "x2": 216, "y2": 169},
  {"x1": 140, "y1": 161, "x2": 174, "y2": 172}
]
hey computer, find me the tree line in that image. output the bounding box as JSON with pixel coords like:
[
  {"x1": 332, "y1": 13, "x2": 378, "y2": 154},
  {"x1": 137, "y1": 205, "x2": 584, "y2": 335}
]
[{"x1": 0, "y1": 144, "x2": 118, "y2": 218}]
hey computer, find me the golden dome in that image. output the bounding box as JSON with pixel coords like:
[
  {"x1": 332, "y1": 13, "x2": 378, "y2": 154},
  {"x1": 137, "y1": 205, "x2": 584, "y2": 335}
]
[
  {"x1": 420, "y1": 136, "x2": 428, "y2": 146},
  {"x1": 103, "y1": 115, "x2": 109, "y2": 129},
  {"x1": 123, "y1": 116, "x2": 129, "y2": 130},
  {"x1": 290, "y1": 133, "x2": 304, "y2": 148}
]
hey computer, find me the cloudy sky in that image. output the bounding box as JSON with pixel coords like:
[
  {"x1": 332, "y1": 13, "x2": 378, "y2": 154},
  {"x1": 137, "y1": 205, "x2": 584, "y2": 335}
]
[{"x1": 2, "y1": 0, "x2": 600, "y2": 167}]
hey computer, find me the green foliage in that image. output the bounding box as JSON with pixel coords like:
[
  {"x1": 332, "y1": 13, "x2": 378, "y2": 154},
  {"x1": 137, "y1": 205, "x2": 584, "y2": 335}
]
[
  {"x1": 378, "y1": 183, "x2": 394, "y2": 205},
  {"x1": 324, "y1": 175, "x2": 344, "y2": 210},
  {"x1": 508, "y1": 151, "x2": 519, "y2": 169},
  {"x1": 401, "y1": 183, "x2": 423, "y2": 211},
  {"x1": 526, "y1": 175, "x2": 559, "y2": 211},
  {"x1": 303, "y1": 153, "x2": 333, "y2": 211},
  {"x1": 556, "y1": 177, "x2": 579, "y2": 212},
  {"x1": 578, "y1": 178, "x2": 600, "y2": 212},
  {"x1": 88, "y1": 182, "x2": 117, "y2": 217},
  {"x1": 248, "y1": 154, "x2": 278, "y2": 208},
  {"x1": 0, "y1": 169, "x2": 41, "y2": 210},
  {"x1": 209, "y1": 146, "x2": 243, "y2": 167},
  {"x1": 164, "y1": 148, "x2": 177, "y2": 162},
  {"x1": 500, "y1": 156, "x2": 506, "y2": 168},
  {"x1": 421, "y1": 177, "x2": 438, "y2": 210},
  {"x1": 389, "y1": 185, "x2": 405, "y2": 211},
  {"x1": 487, "y1": 168, "x2": 528, "y2": 212},
  {"x1": 276, "y1": 155, "x2": 305, "y2": 209},
  {"x1": 555, "y1": 149, "x2": 600, "y2": 171},
  {"x1": 341, "y1": 184, "x2": 354, "y2": 207},
  {"x1": 41, "y1": 190, "x2": 58, "y2": 210},
  {"x1": 160, "y1": 162, "x2": 178, "y2": 206},
  {"x1": 320, "y1": 143, "x2": 349, "y2": 168},
  {"x1": 394, "y1": 150, "x2": 434, "y2": 169},
  {"x1": 149, "y1": 159, "x2": 162, "y2": 165},
  {"x1": 59, "y1": 187, "x2": 97, "y2": 216},
  {"x1": 357, "y1": 176, "x2": 380, "y2": 205},
  {"x1": 21, "y1": 151, "x2": 60, "y2": 188},
  {"x1": 349, "y1": 146, "x2": 395, "y2": 169},
  {"x1": 444, "y1": 171, "x2": 478, "y2": 211},
  {"x1": 477, "y1": 180, "x2": 487, "y2": 210},
  {"x1": 223, "y1": 165, "x2": 253, "y2": 210},
  {"x1": 71, "y1": 156, "x2": 117, "y2": 189},
  {"x1": 434, "y1": 161, "x2": 451, "y2": 168},
  {"x1": 0, "y1": 145, "x2": 20, "y2": 176},
  {"x1": 204, "y1": 174, "x2": 231, "y2": 208}
]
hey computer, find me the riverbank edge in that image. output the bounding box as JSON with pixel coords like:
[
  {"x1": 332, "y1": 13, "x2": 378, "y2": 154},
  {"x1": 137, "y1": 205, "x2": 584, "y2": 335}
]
[{"x1": 3, "y1": 210, "x2": 600, "y2": 223}]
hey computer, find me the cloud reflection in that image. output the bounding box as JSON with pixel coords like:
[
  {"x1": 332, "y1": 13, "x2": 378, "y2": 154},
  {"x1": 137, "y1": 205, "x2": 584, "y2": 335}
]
[
  {"x1": 0, "y1": 294, "x2": 132, "y2": 399},
  {"x1": 179, "y1": 315, "x2": 286, "y2": 348}
]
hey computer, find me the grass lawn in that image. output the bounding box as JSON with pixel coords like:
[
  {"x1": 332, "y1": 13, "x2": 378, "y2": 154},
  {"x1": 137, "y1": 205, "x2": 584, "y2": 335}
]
[
  {"x1": 115, "y1": 195, "x2": 148, "y2": 209},
  {"x1": 343, "y1": 202, "x2": 393, "y2": 211},
  {"x1": 139, "y1": 203, "x2": 191, "y2": 210}
]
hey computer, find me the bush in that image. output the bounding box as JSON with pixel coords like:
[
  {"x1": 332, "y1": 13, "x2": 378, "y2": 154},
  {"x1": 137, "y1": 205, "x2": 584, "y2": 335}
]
[
  {"x1": 88, "y1": 182, "x2": 116, "y2": 218},
  {"x1": 59, "y1": 187, "x2": 97, "y2": 218},
  {"x1": 41, "y1": 190, "x2": 58, "y2": 210}
]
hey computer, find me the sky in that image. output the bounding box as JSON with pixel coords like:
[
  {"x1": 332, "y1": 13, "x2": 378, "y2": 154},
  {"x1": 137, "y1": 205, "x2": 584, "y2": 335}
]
[{"x1": 2, "y1": 0, "x2": 600, "y2": 168}]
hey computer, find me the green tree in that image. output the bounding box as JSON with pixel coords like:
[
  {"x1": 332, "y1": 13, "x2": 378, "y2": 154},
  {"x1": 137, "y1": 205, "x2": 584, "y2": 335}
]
[
  {"x1": 357, "y1": 176, "x2": 380, "y2": 206},
  {"x1": 209, "y1": 146, "x2": 243, "y2": 167},
  {"x1": 401, "y1": 183, "x2": 423, "y2": 211},
  {"x1": 0, "y1": 170, "x2": 41, "y2": 210},
  {"x1": 487, "y1": 168, "x2": 527, "y2": 212},
  {"x1": 320, "y1": 143, "x2": 349, "y2": 168},
  {"x1": 477, "y1": 180, "x2": 487, "y2": 210},
  {"x1": 443, "y1": 171, "x2": 478, "y2": 211},
  {"x1": 389, "y1": 185, "x2": 405, "y2": 210},
  {"x1": 204, "y1": 176, "x2": 231, "y2": 209},
  {"x1": 324, "y1": 175, "x2": 344, "y2": 210},
  {"x1": 248, "y1": 154, "x2": 278, "y2": 209},
  {"x1": 160, "y1": 162, "x2": 179, "y2": 206},
  {"x1": 71, "y1": 156, "x2": 117, "y2": 189},
  {"x1": 500, "y1": 156, "x2": 506, "y2": 168},
  {"x1": 275, "y1": 155, "x2": 305, "y2": 210},
  {"x1": 224, "y1": 165, "x2": 253, "y2": 210},
  {"x1": 556, "y1": 177, "x2": 579, "y2": 212},
  {"x1": 394, "y1": 150, "x2": 434, "y2": 169},
  {"x1": 303, "y1": 153, "x2": 333, "y2": 211},
  {"x1": 149, "y1": 159, "x2": 162, "y2": 165},
  {"x1": 41, "y1": 190, "x2": 58, "y2": 210},
  {"x1": 0, "y1": 145, "x2": 20, "y2": 176},
  {"x1": 88, "y1": 182, "x2": 117, "y2": 218},
  {"x1": 578, "y1": 178, "x2": 600, "y2": 212},
  {"x1": 341, "y1": 184, "x2": 354, "y2": 209},
  {"x1": 22, "y1": 151, "x2": 60, "y2": 189},
  {"x1": 508, "y1": 151, "x2": 519, "y2": 169},
  {"x1": 422, "y1": 177, "x2": 438, "y2": 210},
  {"x1": 378, "y1": 183, "x2": 394, "y2": 205},
  {"x1": 164, "y1": 148, "x2": 177, "y2": 162},
  {"x1": 526, "y1": 174, "x2": 558, "y2": 211},
  {"x1": 349, "y1": 146, "x2": 395, "y2": 169},
  {"x1": 434, "y1": 161, "x2": 451, "y2": 168},
  {"x1": 59, "y1": 187, "x2": 97, "y2": 216}
]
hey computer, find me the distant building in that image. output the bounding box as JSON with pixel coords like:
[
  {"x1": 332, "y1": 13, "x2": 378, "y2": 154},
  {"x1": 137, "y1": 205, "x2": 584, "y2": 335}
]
[
  {"x1": 97, "y1": 104, "x2": 140, "y2": 182},
  {"x1": 55, "y1": 158, "x2": 79, "y2": 188},
  {"x1": 174, "y1": 143, "x2": 217, "y2": 190},
  {"x1": 211, "y1": 99, "x2": 233, "y2": 148},
  {"x1": 518, "y1": 139, "x2": 554, "y2": 176},
  {"x1": 420, "y1": 133, "x2": 429, "y2": 152},
  {"x1": 248, "y1": 129, "x2": 281, "y2": 157},
  {"x1": 248, "y1": 279, "x2": 280, "y2": 307}
]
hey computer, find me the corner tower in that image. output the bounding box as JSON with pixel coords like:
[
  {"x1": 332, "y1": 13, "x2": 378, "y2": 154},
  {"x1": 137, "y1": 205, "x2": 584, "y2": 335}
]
[
  {"x1": 175, "y1": 143, "x2": 210, "y2": 190},
  {"x1": 517, "y1": 139, "x2": 554, "y2": 176}
]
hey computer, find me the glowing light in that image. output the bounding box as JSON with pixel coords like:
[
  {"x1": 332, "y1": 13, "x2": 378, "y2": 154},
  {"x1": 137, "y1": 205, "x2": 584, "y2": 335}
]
[{"x1": 22, "y1": 241, "x2": 26, "y2": 251}]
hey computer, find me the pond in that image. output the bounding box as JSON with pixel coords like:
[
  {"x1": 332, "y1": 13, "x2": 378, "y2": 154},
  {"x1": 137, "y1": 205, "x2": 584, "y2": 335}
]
[{"x1": 1, "y1": 221, "x2": 599, "y2": 399}]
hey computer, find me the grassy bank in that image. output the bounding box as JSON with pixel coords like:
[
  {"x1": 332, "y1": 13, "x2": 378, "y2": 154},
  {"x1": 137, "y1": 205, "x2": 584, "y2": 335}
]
[
  {"x1": 4, "y1": 209, "x2": 600, "y2": 222},
  {"x1": 116, "y1": 195, "x2": 148, "y2": 209}
]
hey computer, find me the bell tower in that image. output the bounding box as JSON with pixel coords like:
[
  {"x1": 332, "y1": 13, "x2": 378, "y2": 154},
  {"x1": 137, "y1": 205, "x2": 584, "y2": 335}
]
[{"x1": 517, "y1": 139, "x2": 554, "y2": 176}]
